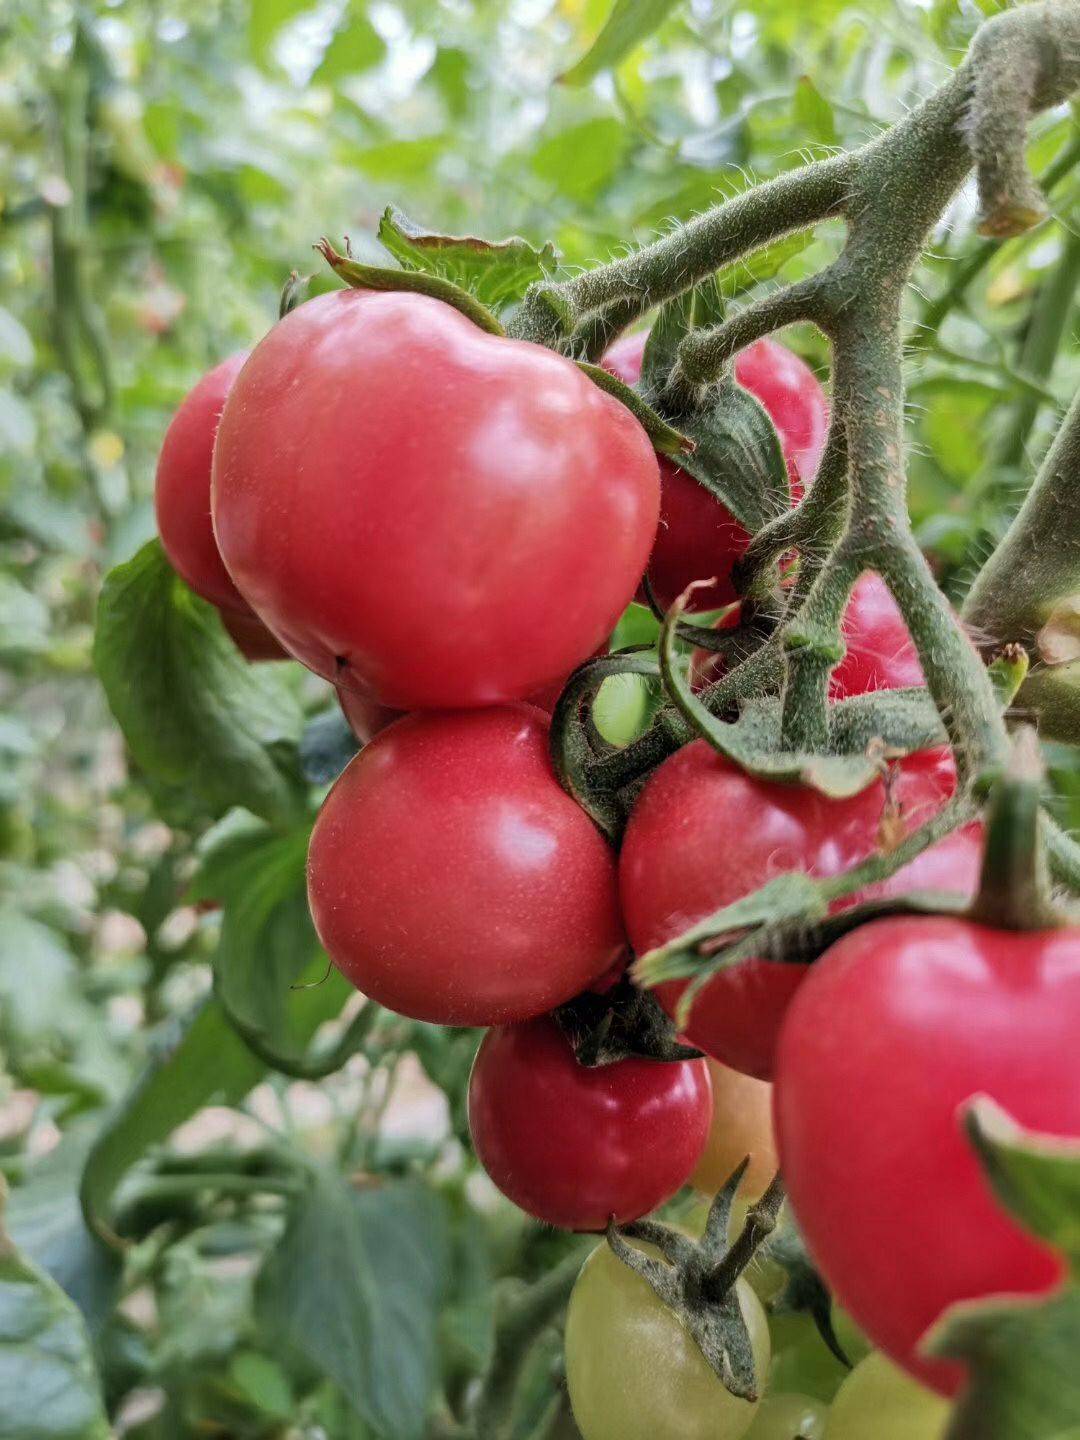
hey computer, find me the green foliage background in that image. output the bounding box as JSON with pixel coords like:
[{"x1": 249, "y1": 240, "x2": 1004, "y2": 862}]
[{"x1": 0, "y1": 0, "x2": 1078, "y2": 1436}]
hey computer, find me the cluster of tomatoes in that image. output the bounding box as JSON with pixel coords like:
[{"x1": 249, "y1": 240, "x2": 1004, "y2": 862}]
[{"x1": 155, "y1": 285, "x2": 1080, "y2": 1440}]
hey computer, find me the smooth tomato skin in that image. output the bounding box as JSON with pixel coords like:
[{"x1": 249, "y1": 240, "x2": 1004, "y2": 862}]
[
  {"x1": 565, "y1": 1239, "x2": 770, "y2": 1440},
  {"x1": 825, "y1": 1352, "x2": 952, "y2": 1438},
  {"x1": 690, "y1": 1060, "x2": 778, "y2": 1199},
  {"x1": 307, "y1": 706, "x2": 625, "y2": 1027},
  {"x1": 603, "y1": 332, "x2": 827, "y2": 611},
  {"x1": 212, "y1": 290, "x2": 660, "y2": 709},
  {"x1": 619, "y1": 742, "x2": 982, "y2": 1079},
  {"x1": 743, "y1": 1393, "x2": 827, "y2": 1440},
  {"x1": 155, "y1": 352, "x2": 251, "y2": 613},
  {"x1": 468, "y1": 1017, "x2": 712, "y2": 1230},
  {"x1": 774, "y1": 917, "x2": 1080, "y2": 1394},
  {"x1": 831, "y1": 572, "x2": 924, "y2": 696}
]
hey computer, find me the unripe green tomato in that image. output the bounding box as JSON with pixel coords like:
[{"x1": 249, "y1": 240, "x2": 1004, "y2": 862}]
[
  {"x1": 830, "y1": 1306, "x2": 872, "y2": 1369},
  {"x1": 592, "y1": 672, "x2": 652, "y2": 747},
  {"x1": 566, "y1": 1240, "x2": 771, "y2": 1440},
  {"x1": 826, "y1": 1352, "x2": 951, "y2": 1439},
  {"x1": 768, "y1": 1314, "x2": 848, "y2": 1404},
  {"x1": 744, "y1": 1392, "x2": 827, "y2": 1439}
]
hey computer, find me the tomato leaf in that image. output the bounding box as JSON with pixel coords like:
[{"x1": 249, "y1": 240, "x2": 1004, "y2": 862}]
[
  {"x1": 560, "y1": 0, "x2": 679, "y2": 85},
  {"x1": 79, "y1": 997, "x2": 264, "y2": 1241},
  {"x1": 317, "y1": 237, "x2": 505, "y2": 334},
  {"x1": 715, "y1": 230, "x2": 818, "y2": 301},
  {"x1": 255, "y1": 1171, "x2": 449, "y2": 1440},
  {"x1": 0, "y1": 1178, "x2": 111, "y2": 1440},
  {"x1": 793, "y1": 76, "x2": 838, "y2": 147},
  {"x1": 94, "y1": 541, "x2": 306, "y2": 827},
  {"x1": 926, "y1": 1102, "x2": 1080, "y2": 1440},
  {"x1": 378, "y1": 206, "x2": 559, "y2": 311},
  {"x1": 189, "y1": 817, "x2": 375, "y2": 1077},
  {"x1": 249, "y1": 0, "x2": 312, "y2": 67}
]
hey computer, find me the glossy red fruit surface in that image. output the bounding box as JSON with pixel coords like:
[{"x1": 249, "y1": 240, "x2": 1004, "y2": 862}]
[
  {"x1": 602, "y1": 332, "x2": 827, "y2": 611},
  {"x1": 468, "y1": 1015, "x2": 712, "y2": 1230},
  {"x1": 212, "y1": 290, "x2": 660, "y2": 710},
  {"x1": 307, "y1": 706, "x2": 625, "y2": 1026},
  {"x1": 155, "y1": 352, "x2": 251, "y2": 613},
  {"x1": 620, "y1": 743, "x2": 982, "y2": 1079},
  {"x1": 775, "y1": 916, "x2": 1080, "y2": 1394},
  {"x1": 336, "y1": 684, "x2": 401, "y2": 745}
]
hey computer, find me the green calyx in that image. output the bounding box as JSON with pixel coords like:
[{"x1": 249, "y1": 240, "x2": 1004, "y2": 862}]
[
  {"x1": 553, "y1": 975, "x2": 702, "y2": 1067},
  {"x1": 606, "y1": 1164, "x2": 786, "y2": 1400}
]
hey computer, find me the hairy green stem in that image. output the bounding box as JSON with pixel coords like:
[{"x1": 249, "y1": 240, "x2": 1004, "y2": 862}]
[{"x1": 963, "y1": 389, "x2": 1080, "y2": 652}]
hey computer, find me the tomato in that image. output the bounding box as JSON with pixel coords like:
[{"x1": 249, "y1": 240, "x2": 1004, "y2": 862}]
[
  {"x1": 468, "y1": 1016, "x2": 711, "y2": 1230},
  {"x1": 690, "y1": 1060, "x2": 778, "y2": 1199},
  {"x1": 694, "y1": 573, "x2": 924, "y2": 697},
  {"x1": 774, "y1": 916, "x2": 1080, "y2": 1394},
  {"x1": 743, "y1": 1393, "x2": 827, "y2": 1440},
  {"x1": 155, "y1": 352, "x2": 286, "y2": 660},
  {"x1": 307, "y1": 706, "x2": 625, "y2": 1026},
  {"x1": 603, "y1": 332, "x2": 827, "y2": 612},
  {"x1": 826, "y1": 1353, "x2": 951, "y2": 1439},
  {"x1": 212, "y1": 290, "x2": 660, "y2": 710},
  {"x1": 767, "y1": 1314, "x2": 849, "y2": 1404},
  {"x1": 565, "y1": 1238, "x2": 770, "y2": 1440},
  {"x1": 620, "y1": 743, "x2": 982, "y2": 1079}
]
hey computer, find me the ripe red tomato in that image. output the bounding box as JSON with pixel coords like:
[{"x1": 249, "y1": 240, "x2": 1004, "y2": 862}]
[
  {"x1": 155, "y1": 353, "x2": 285, "y2": 659},
  {"x1": 336, "y1": 684, "x2": 400, "y2": 744},
  {"x1": 774, "y1": 916, "x2": 1080, "y2": 1394},
  {"x1": 694, "y1": 573, "x2": 924, "y2": 697},
  {"x1": 620, "y1": 743, "x2": 982, "y2": 1080},
  {"x1": 212, "y1": 291, "x2": 660, "y2": 710},
  {"x1": 468, "y1": 1015, "x2": 712, "y2": 1230},
  {"x1": 603, "y1": 332, "x2": 827, "y2": 611},
  {"x1": 307, "y1": 705, "x2": 625, "y2": 1026}
]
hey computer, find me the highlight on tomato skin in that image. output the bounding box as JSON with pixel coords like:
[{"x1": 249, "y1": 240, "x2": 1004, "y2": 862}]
[
  {"x1": 602, "y1": 330, "x2": 828, "y2": 612},
  {"x1": 467, "y1": 1015, "x2": 713, "y2": 1232},
  {"x1": 619, "y1": 741, "x2": 983, "y2": 1080},
  {"x1": 306, "y1": 705, "x2": 627, "y2": 1028},
  {"x1": 211, "y1": 288, "x2": 662, "y2": 711},
  {"x1": 773, "y1": 915, "x2": 1080, "y2": 1396}
]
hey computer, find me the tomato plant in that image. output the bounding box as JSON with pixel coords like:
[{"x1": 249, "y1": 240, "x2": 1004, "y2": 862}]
[
  {"x1": 211, "y1": 290, "x2": 660, "y2": 709},
  {"x1": 602, "y1": 331, "x2": 827, "y2": 611},
  {"x1": 620, "y1": 742, "x2": 982, "y2": 1078},
  {"x1": 307, "y1": 706, "x2": 626, "y2": 1025},
  {"x1": 467, "y1": 1016, "x2": 712, "y2": 1230},
  {"x1": 775, "y1": 915, "x2": 1080, "y2": 1393},
  {"x1": 564, "y1": 1239, "x2": 770, "y2": 1440}
]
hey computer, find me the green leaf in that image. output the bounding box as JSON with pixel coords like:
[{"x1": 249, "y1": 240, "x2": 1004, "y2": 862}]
[
  {"x1": 560, "y1": 0, "x2": 679, "y2": 85},
  {"x1": 94, "y1": 540, "x2": 305, "y2": 827},
  {"x1": 793, "y1": 76, "x2": 838, "y2": 147},
  {"x1": 0, "y1": 573, "x2": 49, "y2": 656},
  {"x1": 0, "y1": 1180, "x2": 110, "y2": 1440},
  {"x1": 256, "y1": 1172, "x2": 449, "y2": 1440},
  {"x1": 351, "y1": 137, "x2": 444, "y2": 182},
  {"x1": 189, "y1": 818, "x2": 370, "y2": 1076},
  {"x1": 716, "y1": 231, "x2": 817, "y2": 300},
  {"x1": 675, "y1": 378, "x2": 790, "y2": 534},
  {"x1": 319, "y1": 239, "x2": 504, "y2": 335},
  {"x1": 249, "y1": 0, "x2": 313, "y2": 66},
  {"x1": 530, "y1": 118, "x2": 629, "y2": 202},
  {"x1": 313, "y1": 5, "x2": 385, "y2": 82},
  {"x1": 378, "y1": 206, "x2": 559, "y2": 310},
  {"x1": 926, "y1": 1103, "x2": 1080, "y2": 1440},
  {"x1": 962, "y1": 1098, "x2": 1080, "y2": 1269},
  {"x1": 80, "y1": 997, "x2": 265, "y2": 1240}
]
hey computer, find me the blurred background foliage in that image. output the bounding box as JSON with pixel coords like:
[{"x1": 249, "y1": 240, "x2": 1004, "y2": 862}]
[{"x1": 0, "y1": 0, "x2": 1077, "y2": 1436}]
